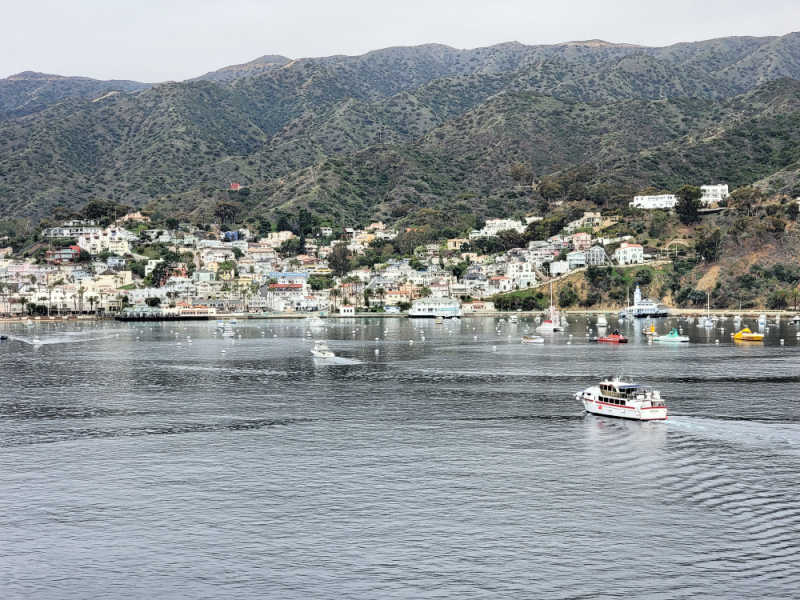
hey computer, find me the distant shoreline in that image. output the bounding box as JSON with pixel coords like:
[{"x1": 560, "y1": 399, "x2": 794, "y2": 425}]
[{"x1": 2, "y1": 308, "x2": 796, "y2": 324}]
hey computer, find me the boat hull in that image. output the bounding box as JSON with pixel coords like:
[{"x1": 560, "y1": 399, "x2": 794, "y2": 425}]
[{"x1": 579, "y1": 394, "x2": 667, "y2": 421}]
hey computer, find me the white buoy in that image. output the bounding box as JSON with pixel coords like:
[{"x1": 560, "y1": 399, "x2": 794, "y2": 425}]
[
  {"x1": 473, "y1": 335, "x2": 478, "y2": 340},
  {"x1": 780, "y1": 339, "x2": 785, "y2": 345},
  {"x1": 715, "y1": 340, "x2": 720, "y2": 345},
  {"x1": 409, "y1": 340, "x2": 414, "y2": 345},
  {"x1": 492, "y1": 345, "x2": 497, "y2": 351},
  {"x1": 375, "y1": 348, "x2": 380, "y2": 355}
]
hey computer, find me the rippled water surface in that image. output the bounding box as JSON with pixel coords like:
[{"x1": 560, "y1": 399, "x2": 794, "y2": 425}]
[{"x1": 2, "y1": 315, "x2": 799, "y2": 599}]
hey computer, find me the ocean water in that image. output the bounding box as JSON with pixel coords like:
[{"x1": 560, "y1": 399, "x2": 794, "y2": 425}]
[{"x1": 1, "y1": 315, "x2": 799, "y2": 599}]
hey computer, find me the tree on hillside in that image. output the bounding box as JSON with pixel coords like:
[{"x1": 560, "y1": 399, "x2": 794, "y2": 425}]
[
  {"x1": 214, "y1": 201, "x2": 243, "y2": 225},
  {"x1": 328, "y1": 244, "x2": 351, "y2": 277},
  {"x1": 695, "y1": 228, "x2": 723, "y2": 262},
  {"x1": 509, "y1": 161, "x2": 533, "y2": 185},
  {"x1": 730, "y1": 186, "x2": 763, "y2": 216},
  {"x1": 675, "y1": 185, "x2": 702, "y2": 224}
]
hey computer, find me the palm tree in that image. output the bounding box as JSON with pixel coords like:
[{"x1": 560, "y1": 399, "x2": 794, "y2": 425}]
[{"x1": 329, "y1": 288, "x2": 340, "y2": 312}]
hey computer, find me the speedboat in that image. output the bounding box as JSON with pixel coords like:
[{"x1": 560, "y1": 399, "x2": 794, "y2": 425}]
[
  {"x1": 589, "y1": 329, "x2": 628, "y2": 344},
  {"x1": 311, "y1": 341, "x2": 335, "y2": 358},
  {"x1": 596, "y1": 314, "x2": 608, "y2": 327},
  {"x1": 521, "y1": 335, "x2": 544, "y2": 344},
  {"x1": 654, "y1": 328, "x2": 690, "y2": 343},
  {"x1": 576, "y1": 376, "x2": 667, "y2": 421},
  {"x1": 732, "y1": 328, "x2": 764, "y2": 342},
  {"x1": 643, "y1": 323, "x2": 657, "y2": 337}
]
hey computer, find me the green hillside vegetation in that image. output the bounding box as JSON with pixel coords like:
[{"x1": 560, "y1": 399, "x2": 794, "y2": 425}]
[{"x1": 3, "y1": 33, "x2": 800, "y2": 227}]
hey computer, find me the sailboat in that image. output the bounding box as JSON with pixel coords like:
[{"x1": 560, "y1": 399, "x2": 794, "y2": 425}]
[
  {"x1": 699, "y1": 292, "x2": 714, "y2": 328},
  {"x1": 536, "y1": 282, "x2": 563, "y2": 333}
]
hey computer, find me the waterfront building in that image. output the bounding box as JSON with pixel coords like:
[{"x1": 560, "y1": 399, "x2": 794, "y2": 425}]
[{"x1": 408, "y1": 297, "x2": 462, "y2": 318}]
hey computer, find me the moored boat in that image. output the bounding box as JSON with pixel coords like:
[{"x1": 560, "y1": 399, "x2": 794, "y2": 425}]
[
  {"x1": 576, "y1": 377, "x2": 667, "y2": 420},
  {"x1": 654, "y1": 328, "x2": 690, "y2": 343},
  {"x1": 589, "y1": 329, "x2": 628, "y2": 343},
  {"x1": 643, "y1": 323, "x2": 656, "y2": 336},
  {"x1": 537, "y1": 282, "x2": 563, "y2": 332},
  {"x1": 732, "y1": 327, "x2": 764, "y2": 342},
  {"x1": 521, "y1": 335, "x2": 545, "y2": 344},
  {"x1": 311, "y1": 341, "x2": 336, "y2": 359}
]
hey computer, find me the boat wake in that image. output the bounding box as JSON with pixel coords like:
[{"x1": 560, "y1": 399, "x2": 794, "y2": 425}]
[
  {"x1": 312, "y1": 356, "x2": 363, "y2": 365},
  {"x1": 668, "y1": 416, "x2": 800, "y2": 454},
  {"x1": 7, "y1": 333, "x2": 120, "y2": 346}
]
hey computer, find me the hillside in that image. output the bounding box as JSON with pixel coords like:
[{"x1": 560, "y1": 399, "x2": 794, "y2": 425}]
[
  {"x1": 0, "y1": 71, "x2": 149, "y2": 121},
  {"x1": 1, "y1": 32, "x2": 800, "y2": 224}
]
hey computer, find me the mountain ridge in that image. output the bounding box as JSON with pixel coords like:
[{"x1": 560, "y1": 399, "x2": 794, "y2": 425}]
[{"x1": 2, "y1": 32, "x2": 800, "y2": 225}]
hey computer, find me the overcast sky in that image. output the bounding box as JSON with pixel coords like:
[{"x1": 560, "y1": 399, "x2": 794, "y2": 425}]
[{"x1": 1, "y1": 0, "x2": 798, "y2": 81}]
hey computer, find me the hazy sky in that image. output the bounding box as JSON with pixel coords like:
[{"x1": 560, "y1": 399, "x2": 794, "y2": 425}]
[{"x1": 2, "y1": 0, "x2": 798, "y2": 81}]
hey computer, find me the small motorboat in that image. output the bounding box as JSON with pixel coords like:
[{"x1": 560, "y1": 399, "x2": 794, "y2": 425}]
[
  {"x1": 654, "y1": 328, "x2": 690, "y2": 343},
  {"x1": 509, "y1": 315, "x2": 519, "y2": 324},
  {"x1": 435, "y1": 316, "x2": 444, "y2": 324},
  {"x1": 521, "y1": 335, "x2": 545, "y2": 344},
  {"x1": 311, "y1": 341, "x2": 335, "y2": 359},
  {"x1": 732, "y1": 328, "x2": 764, "y2": 342},
  {"x1": 643, "y1": 323, "x2": 657, "y2": 337},
  {"x1": 589, "y1": 329, "x2": 628, "y2": 344},
  {"x1": 576, "y1": 376, "x2": 667, "y2": 421}
]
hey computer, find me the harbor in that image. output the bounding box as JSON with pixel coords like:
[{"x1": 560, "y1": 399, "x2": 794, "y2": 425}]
[{"x1": 2, "y1": 314, "x2": 799, "y2": 598}]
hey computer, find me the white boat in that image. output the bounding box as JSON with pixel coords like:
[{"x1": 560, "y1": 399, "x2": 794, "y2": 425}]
[
  {"x1": 311, "y1": 341, "x2": 335, "y2": 359},
  {"x1": 699, "y1": 292, "x2": 714, "y2": 327},
  {"x1": 596, "y1": 314, "x2": 608, "y2": 327},
  {"x1": 509, "y1": 315, "x2": 519, "y2": 324},
  {"x1": 435, "y1": 316, "x2": 444, "y2": 324},
  {"x1": 576, "y1": 377, "x2": 667, "y2": 421},
  {"x1": 654, "y1": 328, "x2": 690, "y2": 343},
  {"x1": 521, "y1": 335, "x2": 544, "y2": 344},
  {"x1": 537, "y1": 282, "x2": 563, "y2": 333}
]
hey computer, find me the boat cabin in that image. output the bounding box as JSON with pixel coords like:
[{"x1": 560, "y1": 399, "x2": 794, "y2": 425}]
[{"x1": 598, "y1": 379, "x2": 665, "y2": 407}]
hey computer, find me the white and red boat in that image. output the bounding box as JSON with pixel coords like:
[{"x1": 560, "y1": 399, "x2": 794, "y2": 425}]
[
  {"x1": 576, "y1": 377, "x2": 667, "y2": 421},
  {"x1": 536, "y1": 282, "x2": 563, "y2": 333}
]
